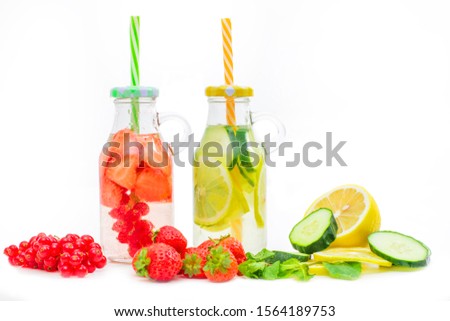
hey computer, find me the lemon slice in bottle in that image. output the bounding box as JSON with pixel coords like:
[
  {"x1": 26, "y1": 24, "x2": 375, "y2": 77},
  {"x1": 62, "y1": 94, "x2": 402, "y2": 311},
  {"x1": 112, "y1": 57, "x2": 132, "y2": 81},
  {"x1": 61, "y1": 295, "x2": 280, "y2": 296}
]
[{"x1": 194, "y1": 162, "x2": 233, "y2": 226}]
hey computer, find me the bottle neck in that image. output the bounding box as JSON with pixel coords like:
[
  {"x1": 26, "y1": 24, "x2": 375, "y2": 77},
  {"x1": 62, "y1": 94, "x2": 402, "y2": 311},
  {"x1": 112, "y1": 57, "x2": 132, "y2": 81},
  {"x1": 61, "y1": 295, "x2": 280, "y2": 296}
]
[
  {"x1": 206, "y1": 97, "x2": 252, "y2": 127},
  {"x1": 112, "y1": 97, "x2": 159, "y2": 134}
]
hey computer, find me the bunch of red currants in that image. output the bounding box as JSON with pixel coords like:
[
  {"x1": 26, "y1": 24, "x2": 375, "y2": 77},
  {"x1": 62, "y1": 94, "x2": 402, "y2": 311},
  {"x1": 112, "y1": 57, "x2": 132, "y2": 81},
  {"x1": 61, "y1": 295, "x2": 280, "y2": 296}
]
[{"x1": 3, "y1": 232, "x2": 106, "y2": 278}]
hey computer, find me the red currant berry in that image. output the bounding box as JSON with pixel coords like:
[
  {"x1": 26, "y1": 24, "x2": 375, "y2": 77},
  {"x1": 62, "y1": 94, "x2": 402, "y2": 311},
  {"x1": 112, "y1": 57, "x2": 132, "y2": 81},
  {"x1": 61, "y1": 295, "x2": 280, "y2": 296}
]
[
  {"x1": 37, "y1": 236, "x2": 51, "y2": 245},
  {"x1": 73, "y1": 249, "x2": 85, "y2": 260},
  {"x1": 74, "y1": 265, "x2": 88, "y2": 278},
  {"x1": 81, "y1": 235, "x2": 94, "y2": 245},
  {"x1": 8, "y1": 256, "x2": 19, "y2": 266},
  {"x1": 3, "y1": 245, "x2": 19, "y2": 257},
  {"x1": 16, "y1": 254, "x2": 26, "y2": 266},
  {"x1": 59, "y1": 264, "x2": 73, "y2": 278},
  {"x1": 69, "y1": 254, "x2": 82, "y2": 267},
  {"x1": 44, "y1": 256, "x2": 57, "y2": 268},
  {"x1": 23, "y1": 248, "x2": 36, "y2": 262},
  {"x1": 84, "y1": 260, "x2": 96, "y2": 273},
  {"x1": 110, "y1": 205, "x2": 127, "y2": 219},
  {"x1": 48, "y1": 235, "x2": 58, "y2": 243},
  {"x1": 35, "y1": 254, "x2": 44, "y2": 265},
  {"x1": 74, "y1": 239, "x2": 87, "y2": 251},
  {"x1": 27, "y1": 261, "x2": 38, "y2": 269},
  {"x1": 124, "y1": 209, "x2": 140, "y2": 222},
  {"x1": 58, "y1": 236, "x2": 70, "y2": 245},
  {"x1": 95, "y1": 256, "x2": 107, "y2": 269},
  {"x1": 59, "y1": 252, "x2": 71, "y2": 264},
  {"x1": 133, "y1": 202, "x2": 150, "y2": 216},
  {"x1": 28, "y1": 236, "x2": 37, "y2": 245},
  {"x1": 50, "y1": 242, "x2": 60, "y2": 256},
  {"x1": 45, "y1": 265, "x2": 58, "y2": 272},
  {"x1": 88, "y1": 248, "x2": 103, "y2": 263},
  {"x1": 117, "y1": 231, "x2": 130, "y2": 244},
  {"x1": 38, "y1": 244, "x2": 51, "y2": 259},
  {"x1": 65, "y1": 234, "x2": 80, "y2": 242},
  {"x1": 32, "y1": 241, "x2": 41, "y2": 252},
  {"x1": 89, "y1": 242, "x2": 102, "y2": 250},
  {"x1": 61, "y1": 242, "x2": 75, "y2": 253},
  {"x1": 19, "y1": 241, "x2": 29, "y2": 251}
]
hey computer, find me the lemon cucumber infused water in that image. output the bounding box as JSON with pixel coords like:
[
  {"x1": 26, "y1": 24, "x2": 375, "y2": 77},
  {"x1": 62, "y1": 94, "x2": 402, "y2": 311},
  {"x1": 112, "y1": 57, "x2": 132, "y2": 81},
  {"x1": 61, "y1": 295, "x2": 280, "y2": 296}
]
[
  {"x1": 194, "y1": 124, "x2": 266, "y2": 252},
  {"x1": 194, "y1": 86, "x2": 283, "y2": 253}
]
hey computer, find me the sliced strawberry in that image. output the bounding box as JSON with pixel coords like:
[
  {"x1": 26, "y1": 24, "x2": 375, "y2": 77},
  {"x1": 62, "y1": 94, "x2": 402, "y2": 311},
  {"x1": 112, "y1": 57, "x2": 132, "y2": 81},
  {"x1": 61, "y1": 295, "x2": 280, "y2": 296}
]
[
  {"x1": 100, "y1": 176, "x2": 126, "y2": 208},
  {"x1": 105, "y1": 159, "x2": 138, "y2": 190},
  {"x1": 137, "y1": 134, "x2": 172, "y2": 176},
  {"x1": 134, "y1": 168, "x2": 172, "y2": 202},
  {"x1": 105, "y1": 129, "x2": 142, "y2": 189}
]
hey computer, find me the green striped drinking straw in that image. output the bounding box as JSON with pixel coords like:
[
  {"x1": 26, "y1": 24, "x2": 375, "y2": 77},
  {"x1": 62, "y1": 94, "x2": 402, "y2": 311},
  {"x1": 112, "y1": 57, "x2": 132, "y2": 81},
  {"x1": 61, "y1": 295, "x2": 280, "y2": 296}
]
[{"x1": 130, "y1": 16, "x2": 140, "y2": 133}]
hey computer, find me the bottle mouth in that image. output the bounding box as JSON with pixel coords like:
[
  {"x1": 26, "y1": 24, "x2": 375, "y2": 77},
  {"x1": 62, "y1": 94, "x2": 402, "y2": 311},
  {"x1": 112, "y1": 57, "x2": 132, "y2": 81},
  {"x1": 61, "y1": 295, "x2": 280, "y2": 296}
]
[
  {"x1": 110, "y1": 86, "x2": 159, "y2": 99},
  {"x1": 205, "y1": 85, "x2": 253, "y2": 98}
]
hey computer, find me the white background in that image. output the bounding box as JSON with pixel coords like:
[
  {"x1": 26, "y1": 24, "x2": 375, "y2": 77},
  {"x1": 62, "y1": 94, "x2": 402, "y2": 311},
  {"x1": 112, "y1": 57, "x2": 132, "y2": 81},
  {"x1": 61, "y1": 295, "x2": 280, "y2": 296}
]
[{"x1": 0, "y1": 0, "x2": 449, "y2": 319}]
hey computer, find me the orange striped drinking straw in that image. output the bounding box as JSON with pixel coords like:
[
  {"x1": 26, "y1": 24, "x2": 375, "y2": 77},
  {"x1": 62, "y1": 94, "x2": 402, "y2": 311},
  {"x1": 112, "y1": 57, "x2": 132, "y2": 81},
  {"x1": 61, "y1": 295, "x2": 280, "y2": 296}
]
[
  {"x1": 222, "y1": 18, "x2": 243, "y2": 240},
  {"x1": 221, "y1": 18, "x2": 236, "y2": 126}
]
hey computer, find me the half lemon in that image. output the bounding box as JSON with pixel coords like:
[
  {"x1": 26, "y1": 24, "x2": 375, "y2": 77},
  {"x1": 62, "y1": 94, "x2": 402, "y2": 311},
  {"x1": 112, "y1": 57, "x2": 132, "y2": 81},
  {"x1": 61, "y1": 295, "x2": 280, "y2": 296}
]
[{"x1": 305, "y1": 184, "x2": 381, "y2": 247}]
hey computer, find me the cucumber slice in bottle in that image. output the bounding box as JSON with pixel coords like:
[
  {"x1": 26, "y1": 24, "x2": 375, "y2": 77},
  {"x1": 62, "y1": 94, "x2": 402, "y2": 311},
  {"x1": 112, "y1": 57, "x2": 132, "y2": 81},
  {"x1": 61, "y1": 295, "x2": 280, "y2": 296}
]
[
  {"x1": 368, "y1": 231, "x2": 431, "y2": 267},
  {"x1": 289, "y1": 208, "x2": 338, "y2": 254}
]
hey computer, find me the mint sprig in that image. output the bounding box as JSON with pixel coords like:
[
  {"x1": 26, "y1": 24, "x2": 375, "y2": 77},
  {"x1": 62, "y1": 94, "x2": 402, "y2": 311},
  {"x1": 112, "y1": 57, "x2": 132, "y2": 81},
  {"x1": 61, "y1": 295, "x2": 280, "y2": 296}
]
[{"x1": 239, "y1": 249, "x2": 313, "y2": 281}]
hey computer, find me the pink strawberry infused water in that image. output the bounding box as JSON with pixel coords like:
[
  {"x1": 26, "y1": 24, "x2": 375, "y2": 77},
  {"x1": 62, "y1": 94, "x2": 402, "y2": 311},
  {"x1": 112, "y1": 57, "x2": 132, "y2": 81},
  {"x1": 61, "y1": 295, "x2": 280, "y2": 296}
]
[{"x1": 100, "y1": 129, "x2": 173, "y2": 262}]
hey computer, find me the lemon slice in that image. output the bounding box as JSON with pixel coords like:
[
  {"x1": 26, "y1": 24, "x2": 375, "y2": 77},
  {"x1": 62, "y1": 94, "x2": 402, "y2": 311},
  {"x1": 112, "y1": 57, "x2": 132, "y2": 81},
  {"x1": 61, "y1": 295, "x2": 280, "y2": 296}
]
[
  {"x1": 194, "y1": 162, "x2": 233, "y2": 226},
  {"x1": 305, "y1": 184, "x2": 381, "y2": 247},
  {"x1": 308, "y1": 262, "x2": 389, "y2": 276},
  {"x1": 313, "y1": 247, "x2": 392, "y2": 267}
]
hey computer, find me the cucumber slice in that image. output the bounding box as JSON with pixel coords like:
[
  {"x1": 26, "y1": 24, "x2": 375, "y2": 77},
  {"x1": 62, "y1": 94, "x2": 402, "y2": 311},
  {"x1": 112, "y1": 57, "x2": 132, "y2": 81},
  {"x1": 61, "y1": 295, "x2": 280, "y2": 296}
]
[
  {"x1": 368, "y1": 231, "x2": 431, "y2": 268},
  {"x1": 265, "y1": 251, "x2": 310, "y2": 264},
  {"x1": 289, "y1": 208, "x2": 338, "y2": 254}
]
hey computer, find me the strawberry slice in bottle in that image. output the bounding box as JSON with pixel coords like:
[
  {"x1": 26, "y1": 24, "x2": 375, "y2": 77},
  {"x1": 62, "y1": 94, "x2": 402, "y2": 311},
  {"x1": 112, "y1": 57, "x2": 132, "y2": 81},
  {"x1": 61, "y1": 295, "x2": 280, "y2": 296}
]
[{"x1": 134, "y1": 167, "x2": 172, "y2": 203}]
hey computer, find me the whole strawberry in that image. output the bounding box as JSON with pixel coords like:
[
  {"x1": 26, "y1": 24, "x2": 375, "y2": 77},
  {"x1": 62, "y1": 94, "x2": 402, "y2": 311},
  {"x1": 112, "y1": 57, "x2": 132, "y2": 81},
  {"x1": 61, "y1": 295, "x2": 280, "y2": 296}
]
[
  {"x1": 198, "y1": 236, "x2": 246, "y2": 265},
  {"x1": 203, "y1": 245, "x2": 238, "y2": 282},
  {"x1": 219, "y1": 236, "x2": 247, "y2": 265},
  {"x1": 132, "y1": 243, "x2": 182, "y2": 281},
  {"x1": 153, "y1": 226, "x2": 187, "y2": 254},
  {"x1": 197, "y1": 239, "x2": 216, "y2": 250},
  {"x1": 181, "y1": 247, "x2": 208, "y2": 279}
]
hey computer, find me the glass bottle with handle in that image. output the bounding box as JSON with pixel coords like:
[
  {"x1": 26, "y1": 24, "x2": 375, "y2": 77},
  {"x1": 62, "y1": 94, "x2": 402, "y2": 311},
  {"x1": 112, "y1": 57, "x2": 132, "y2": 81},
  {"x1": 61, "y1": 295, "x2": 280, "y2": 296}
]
[
  {"x1": 193, "y1": 85, "x2": 285, "y2": 253},
  {"x1": 100, "y1": 86, "x2": 190, "y2": 262}
]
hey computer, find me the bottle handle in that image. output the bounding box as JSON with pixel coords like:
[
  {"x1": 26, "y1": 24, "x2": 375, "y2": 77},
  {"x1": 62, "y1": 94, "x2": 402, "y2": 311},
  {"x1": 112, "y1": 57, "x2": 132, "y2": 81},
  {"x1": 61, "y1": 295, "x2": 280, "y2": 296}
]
[
  {"x1": 157, "y1": 112, "x2": 192, "y2": 155},
  {"x1": 251, "y1": 111, "x2": 286, "y2": 154}
]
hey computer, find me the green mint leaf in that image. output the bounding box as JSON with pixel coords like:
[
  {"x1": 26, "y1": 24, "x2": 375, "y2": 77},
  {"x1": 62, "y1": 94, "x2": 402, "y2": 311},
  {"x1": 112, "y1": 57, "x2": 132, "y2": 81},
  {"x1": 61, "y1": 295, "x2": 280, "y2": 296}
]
[
  {"x1": 246, "y1": 249, "x2": 275, "y2": 262},
  {"x1": 238, "y1": 260, "x2": 268, "y2": 278},
  {"x1": 323, "y1": 262, "x2": 362, "y2": 280},
  {"x1": 279, "y1": 258, "x2": 313, "y2": 281},
  {"x1": 262, "y1": 261, "x2": 280, "y2": 280}
]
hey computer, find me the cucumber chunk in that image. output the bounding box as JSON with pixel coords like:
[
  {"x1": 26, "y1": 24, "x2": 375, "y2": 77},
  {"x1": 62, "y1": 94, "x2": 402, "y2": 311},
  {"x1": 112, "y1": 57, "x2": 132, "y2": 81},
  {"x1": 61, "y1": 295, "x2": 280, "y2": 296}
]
[
  {"x1": 289, "y1": 208, "x2": 338, "y2": 254},
  {"x1": 368, "y1": 231, "x2": 431, "y2": 268},
  {"x1": 265, "y1": 251, "x2": 310, "y2": 264}
]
